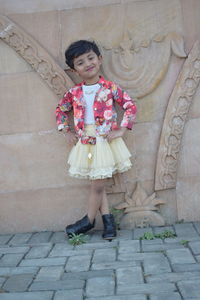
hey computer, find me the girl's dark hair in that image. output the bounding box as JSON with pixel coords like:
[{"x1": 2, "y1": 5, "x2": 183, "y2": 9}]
[{"x1": 65, "y1": 40, "x2": 101, "y2": 69}]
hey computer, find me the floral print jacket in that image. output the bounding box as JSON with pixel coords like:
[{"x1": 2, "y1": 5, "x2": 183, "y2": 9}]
[{"x1": 55, "y1": 76, "x2": 137, "y2": 144}]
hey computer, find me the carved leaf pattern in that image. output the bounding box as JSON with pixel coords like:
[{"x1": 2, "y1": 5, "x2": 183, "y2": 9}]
[
  {"x1": 155, "y1": 41, "x2": 200, "y2": 191},
  {"x1": 0, "y1": 15, "x2": 74, "y2": 98},
  {"x1": 116, "y1": 182, "x2": 166, "y2": 228}
]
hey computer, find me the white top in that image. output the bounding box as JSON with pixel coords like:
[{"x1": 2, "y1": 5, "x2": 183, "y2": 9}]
[{"x1": 82, "y1": 83, "x2": 100, "y2": 124}]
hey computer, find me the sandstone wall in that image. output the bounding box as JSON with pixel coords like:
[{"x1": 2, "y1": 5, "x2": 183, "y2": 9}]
[{"x1": 0, "y1": 0, "x2": 200, "y2": 233}]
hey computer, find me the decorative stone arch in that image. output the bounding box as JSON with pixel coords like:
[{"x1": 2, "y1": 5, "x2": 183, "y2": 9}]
[
  {"x1": 155, "y1": 41, "x2": 200, "y2": 191},
  {"x1": 0, "y1": 15, "x2": 74, "y2": 98}
]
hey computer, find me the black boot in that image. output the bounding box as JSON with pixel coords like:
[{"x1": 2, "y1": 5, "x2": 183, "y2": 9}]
[
  {"x1": 102, "y1": 214, "x2": 117, "y2": 240},
  {"x1": 65, "y1": 215, "x2": 95, "y2": 237}
]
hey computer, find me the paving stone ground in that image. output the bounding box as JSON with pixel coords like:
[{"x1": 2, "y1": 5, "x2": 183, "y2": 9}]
[{"x1": 0, "y1": 222, "x2": 200, "y2": 299}]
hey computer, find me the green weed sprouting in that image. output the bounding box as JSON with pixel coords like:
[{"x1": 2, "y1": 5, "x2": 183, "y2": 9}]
[
  {"x1": 139, "y1": 230, "x2": 176, "y2": 240},
  {"x1": 68, "y1": 233, "x2": 88, "y2": 246}
]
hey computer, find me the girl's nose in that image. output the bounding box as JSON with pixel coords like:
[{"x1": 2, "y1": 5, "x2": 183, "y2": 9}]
[{"x1": 85, "y1": 59, "x2": 91, "y2": 67}]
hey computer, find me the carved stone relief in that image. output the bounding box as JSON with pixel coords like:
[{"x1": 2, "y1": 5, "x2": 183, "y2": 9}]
[
  {"x1": 101, "y1": 32, "x2": 186, "y2": 97},
  {"x1": 115, "y1": 182, "x2": 165, "y2": 228},
  {"x1": 155, "y1": 41, "x2": 200, "y2": 191},
  {"x1": 0, "y1": 15, "x2": 74, "y2": 98}
]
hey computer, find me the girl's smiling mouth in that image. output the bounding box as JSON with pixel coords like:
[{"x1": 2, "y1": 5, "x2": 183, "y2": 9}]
[{"x1": 86, "y1": 66, "x2": 95, "y2": 72}]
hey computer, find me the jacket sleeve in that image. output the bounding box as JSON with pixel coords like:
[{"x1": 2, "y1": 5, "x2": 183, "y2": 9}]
[
  {"x1": 112, "y1": 83, "x2": 137, "y2": 130},
  {"x1": 55, "y1": 91, "x2": 73, "y2": 132}
]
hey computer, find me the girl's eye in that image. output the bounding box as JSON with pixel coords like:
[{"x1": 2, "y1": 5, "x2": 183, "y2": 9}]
[{"x1": 89, "y1": 57, "x2": 94, "y2": 60}]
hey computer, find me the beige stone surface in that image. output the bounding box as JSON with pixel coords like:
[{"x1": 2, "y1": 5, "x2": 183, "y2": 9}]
[
  {"x1": 136, "y1": 55, "x2": 184, "y2": 123},
  {"x1": 0, "y1": 184, "x2": 90, "y2": 233},
  {"x1": 0, "y1": 0, "x2": 121, "y2": 15},
  {"x1": 177, "y1": 118, "x2": 200, "y2": 178},
  {"x1": 0, "y1": 131, "x2": 74, "y2": 193},
  {"x1": 177, "y1": 176, "x2": 200, "y2": 222},
  {"x1": 10, "y1": 11, "x2": 61, "y2": 62},
  {"x1": 0, "y1": 72, "x2": 58, "y2": 134},
  {"x1": 181, "y1": 0, "x2": 200, "y2": 53},
  {"x1": 133, "y1": 122, "x2": 161, "y2": 181},
  {"x1": 0, "y1": 40, "x2": 32, "y2": 74}
]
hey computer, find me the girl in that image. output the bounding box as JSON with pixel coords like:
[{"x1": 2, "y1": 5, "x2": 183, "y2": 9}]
[{"x1": 56, "y1": 40, "x2": 137, "y2": 240}]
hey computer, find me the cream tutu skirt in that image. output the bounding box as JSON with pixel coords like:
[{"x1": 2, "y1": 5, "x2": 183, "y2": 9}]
[{"x1": 68, "y1": 125, "x2": 132, "y2": 180}]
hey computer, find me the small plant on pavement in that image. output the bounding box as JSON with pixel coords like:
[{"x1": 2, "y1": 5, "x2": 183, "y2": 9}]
[
  {"x1": 180, "y1": 239, "x2": 189, "y2": 247},
  {"x1": 68, "y1": 233, "x2": 88, "y2": 246},
  {"x1": 140, "y1": 230, "x2": 176, "y2": 240}
]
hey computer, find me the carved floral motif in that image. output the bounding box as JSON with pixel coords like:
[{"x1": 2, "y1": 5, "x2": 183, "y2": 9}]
[
  {"x1": 115, "y1": 182, "x2": 165, "y2": 228},
  {"x1": 155, "y1": 41, "x2": 200, "y2": 191},
  {"x1": 0, "y1": 15, "x2": 74, "y2": 98}
]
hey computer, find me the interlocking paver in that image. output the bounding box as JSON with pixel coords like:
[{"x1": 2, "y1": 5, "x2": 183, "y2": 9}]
[
  {"x1": 133, "y1": 227, "x2": 153, "y2": 239},
  {"x1": 174, "y1": 223, "x2": 199, "y2": 238},
  {"x1": 166, "y1": 248, "x2": 196, "y2": 264},
  {"x1": 91, "y1": 260, "x2": 138, "y2": 270},
  {"x1": 49, "y1": 244, "x2": 90, "y2": 257},
  {"x1": 54, "y1": 289, "x2": 83, "y2": 300},
  {"x1": 8, "y1": 233, "x2": 32, "y2": 245},
  {"x1": 0, "y1": 247, "x2": 29, "y2": 255},
  {"x1": 3, "y1": 274, "x2": 34, "y2": 292},
  {"x1": 75, "y1": 241, "x2": 118, "y2": 249},
  {"x1": 193, "y1": 221, "x2": 200, "y2": 234},
  {"x1": 0, "y1": 235, "x2": 13, "y2": 245},
  {"x1": 29, "y1": 279, "x2": 84, "y2": 291},
  {"x1": 62, "y1": 269, "x2": 114, "y2": 280},
  {"x1": 0, "y1": 253, "x2": 24, "y2": 267},
  {"x1": 0, "y1": 277, "x2": 6, "y2": 287},
  {"x1": 118, "y1": 251, "x2": 165, "y2": 262},
  {"x1": 49, "y1": 232, "x2": 66, "y2": 243},
  {"x1": 28, "y1": 232, "x2": 52, "y2": 244},
  {"x1": 19, "y1": 257, "x2": 66, "y2": 267},
  {"x1": 85, "y1": 297, "x2": 147, "y2": 300},
  {"x1": 196, "y1": 255, "x2": 200, "y2": 262},
  {"x1": 172, "y1": 263, "x2": 200, "y2": 272},
  {"x1": 35, "y1": 266, "x2": 64, "y2": 281},
  {"x1": 117, "y1": 282, "x2": 176, "y2": 295},
  {"x1": 146, "y1": 271, "x2": 200, "y2": 283},
  {"x1": 119, "y1": 239, "x2": 140, "y2": 252},
  {"x1": 65, "y1": 254, "x2": 91, "y2": 272},
  {"x1": 177, "y1": 279, "x2": 200, "y2": 298},
  {"x1": 116, "y1": 266, "x2": 144, "y2": 293},
  {"x1": 115, "y1": 230, "x2": 133, "y2": 240},
  {"x1": 0, "y1": 292, "x2": 53, "y2": 300},
  {"x1": 142, "y1": 242, "x2": 183, "y2": 252},
  {"x1": 143, "y1": 254, "x2": 171, "y2": 274},
  {"x1": 150, "y1": 293, "x2": 182, "y2": 300},
  {"x1": 0, "y1": 267, "x2": 38, "y2": 276},
  {"x1": 86, "y1": 276, "x2": 115, "y2": 297},
  {"x1": 189, "y1": 241, "x2": 200, "y2": 255},
  {"x1": 25, "y1": 245, "x2": 52, "y2": 259},
  {"x1": 0, "y1": 223, "x2": 199, "y2": 299},
  {"x1": 92, "y1": 248, "x2": 116, "y2": 263}
]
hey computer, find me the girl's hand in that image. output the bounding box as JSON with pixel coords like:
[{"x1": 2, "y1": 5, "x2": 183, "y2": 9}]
[
  {"x1": 64, "y1": 131, "x2": 78, "y2": 145},
  {"x1": 106, "y1": 127, "x2": 127, "y2": 143}
]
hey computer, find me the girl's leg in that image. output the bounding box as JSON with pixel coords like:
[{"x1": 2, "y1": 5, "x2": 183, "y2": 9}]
[
  {"x1": 87, "y1": 179, "x2": 106, "y2": 222},
  {"x1": 99, "y1": 188, "x2": 110, "y2": 215}
]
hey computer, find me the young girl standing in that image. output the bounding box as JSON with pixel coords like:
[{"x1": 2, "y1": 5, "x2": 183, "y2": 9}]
[{"x1": 56, "y1": 40, "x2": 137, "y2": 240}]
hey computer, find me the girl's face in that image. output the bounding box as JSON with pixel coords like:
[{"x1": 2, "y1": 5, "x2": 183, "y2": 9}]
[{"x1": 73, "y1": 50, "x2": 102, "y2": 85}]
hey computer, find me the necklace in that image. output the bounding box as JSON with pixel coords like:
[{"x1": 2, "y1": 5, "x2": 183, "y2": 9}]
[{"x1": 83, "y1": 83, "x2": 100, "y2": 95}]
